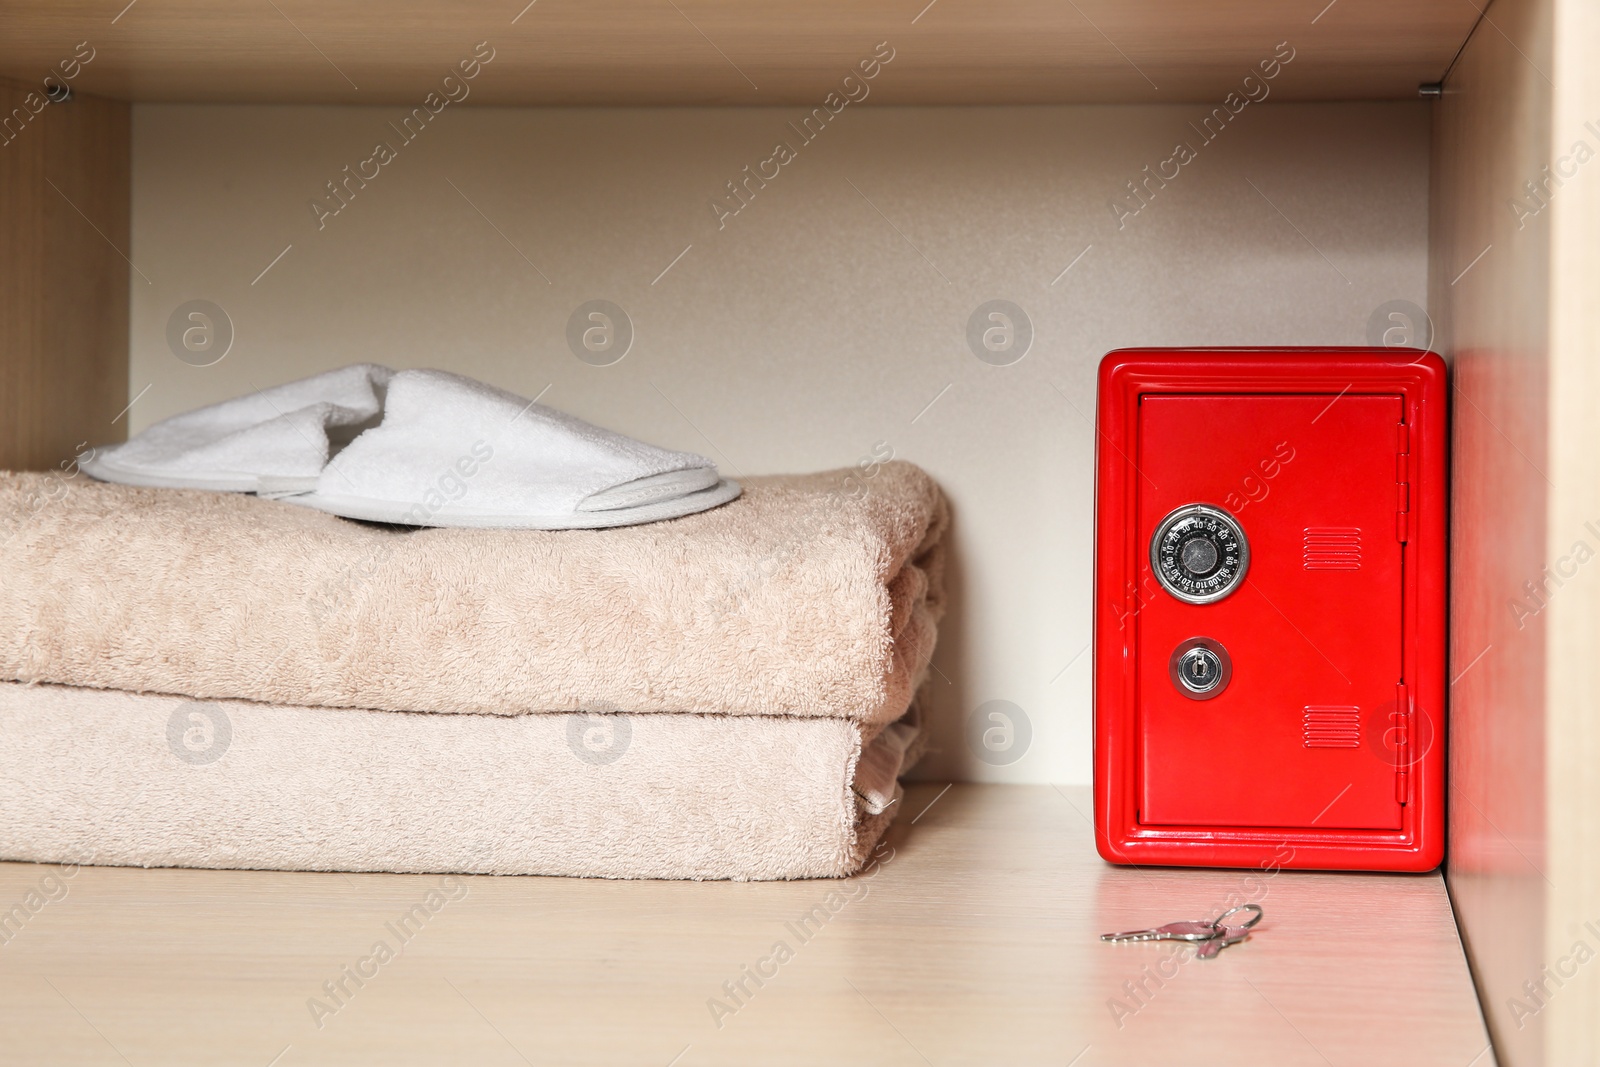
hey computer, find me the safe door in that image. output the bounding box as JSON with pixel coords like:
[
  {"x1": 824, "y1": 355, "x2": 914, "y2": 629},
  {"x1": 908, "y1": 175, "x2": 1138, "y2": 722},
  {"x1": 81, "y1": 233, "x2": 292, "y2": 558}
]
[{"x1": 1135, "y1": 394, "x2": 1406, "y2": 831}]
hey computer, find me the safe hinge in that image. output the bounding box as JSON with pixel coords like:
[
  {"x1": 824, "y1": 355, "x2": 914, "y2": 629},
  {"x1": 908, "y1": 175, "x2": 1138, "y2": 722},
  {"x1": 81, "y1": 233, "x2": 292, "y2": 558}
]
[
  {"x1": 1394, "y1": 681, "x2": 1412, "y2": 805},
  {"x1": 1395, "y1": 423, "x2": 1412, "y2": 543}
]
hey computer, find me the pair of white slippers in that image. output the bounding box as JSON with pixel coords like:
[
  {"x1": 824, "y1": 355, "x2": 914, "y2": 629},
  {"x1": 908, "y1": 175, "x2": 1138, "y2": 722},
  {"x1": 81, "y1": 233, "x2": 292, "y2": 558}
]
[{"x1": 81, "y1": 365, "x2": 741, "y2": 529}]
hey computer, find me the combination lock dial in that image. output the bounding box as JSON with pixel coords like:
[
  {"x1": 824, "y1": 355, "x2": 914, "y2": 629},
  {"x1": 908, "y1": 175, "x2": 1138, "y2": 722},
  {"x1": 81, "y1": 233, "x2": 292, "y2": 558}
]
[{"x1": 1150, "y1": 504, "x2": 1249, "y2": 604}]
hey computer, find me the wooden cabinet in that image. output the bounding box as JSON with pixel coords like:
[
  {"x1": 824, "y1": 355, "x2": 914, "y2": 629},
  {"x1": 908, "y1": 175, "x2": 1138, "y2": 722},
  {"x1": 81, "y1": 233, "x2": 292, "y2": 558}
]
[{"x1": 3, "y1": 3, "x2": 1598, "y2": 1062}]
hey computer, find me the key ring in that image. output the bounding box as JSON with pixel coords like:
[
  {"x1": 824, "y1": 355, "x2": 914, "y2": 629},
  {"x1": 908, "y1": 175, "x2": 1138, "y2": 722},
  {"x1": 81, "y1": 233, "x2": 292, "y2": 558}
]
[{"x1": 1211, "y1": 903, "x2": 1263, "y2": 932}]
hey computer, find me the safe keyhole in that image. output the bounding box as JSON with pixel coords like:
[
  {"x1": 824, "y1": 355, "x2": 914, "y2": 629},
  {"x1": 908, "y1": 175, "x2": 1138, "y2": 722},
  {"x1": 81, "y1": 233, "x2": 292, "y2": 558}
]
[
  {"x1": 1169, "y1": 638, "x2": 1232, "y2": 700},
  {"x1": 1178, "y1": 647, "x2": 1220, "y2": 692}
]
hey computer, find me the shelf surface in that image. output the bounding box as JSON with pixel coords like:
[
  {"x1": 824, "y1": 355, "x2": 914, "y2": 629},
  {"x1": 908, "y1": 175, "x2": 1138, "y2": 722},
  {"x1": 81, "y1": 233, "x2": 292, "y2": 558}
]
[
  {"x1": 0, "y1": 1, "x2": 1478, "y2": 106},
  {"x1": 0, "y1": 784, "x2": 1493, "y2": 1065}
]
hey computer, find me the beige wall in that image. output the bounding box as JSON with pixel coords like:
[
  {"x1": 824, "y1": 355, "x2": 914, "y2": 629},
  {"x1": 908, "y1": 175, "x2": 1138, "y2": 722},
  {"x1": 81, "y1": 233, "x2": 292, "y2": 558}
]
[{"x1": 129, "y1": 101, "x2": 1429, "y2": 783}]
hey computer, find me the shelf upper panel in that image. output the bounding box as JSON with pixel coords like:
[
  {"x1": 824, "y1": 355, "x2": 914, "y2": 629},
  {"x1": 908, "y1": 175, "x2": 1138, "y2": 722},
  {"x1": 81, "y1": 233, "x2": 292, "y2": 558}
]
[{"x1": 0, "y1": 0, "x2": 1476, "y2": 106}]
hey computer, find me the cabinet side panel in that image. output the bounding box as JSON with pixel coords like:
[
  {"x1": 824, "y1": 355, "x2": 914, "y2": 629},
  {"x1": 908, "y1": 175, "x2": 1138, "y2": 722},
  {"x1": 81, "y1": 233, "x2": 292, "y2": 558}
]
[
  {"x1": 0, "y1": 80, "x2": 128, "y2": 472},
  {"x1": 1545, "y1": 0, "x2": 1600, "y2": 1059},
  {"x1": 1431, "y1": 0, "x2": 1553, "y2": 1062}
]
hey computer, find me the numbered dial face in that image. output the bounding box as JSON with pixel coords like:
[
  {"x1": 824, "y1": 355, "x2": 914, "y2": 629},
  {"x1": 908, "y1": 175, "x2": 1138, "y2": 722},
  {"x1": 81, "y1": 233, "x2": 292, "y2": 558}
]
[{"x1": 1150, "y1": 504, "x2": 1250, "y2": 604}]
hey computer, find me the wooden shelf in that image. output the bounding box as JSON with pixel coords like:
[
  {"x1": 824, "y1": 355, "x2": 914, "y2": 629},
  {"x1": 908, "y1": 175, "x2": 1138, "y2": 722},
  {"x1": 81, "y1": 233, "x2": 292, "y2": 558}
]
[
  {"x1": 0, "y1": 81, "x2": 128, "y2": 473},
  {"x1": 0, "y1": 0, "x2": 1478, "y2": 106},
  {"x1": 0, "y1": 785, "x2": 1493, "y2": 1065}
]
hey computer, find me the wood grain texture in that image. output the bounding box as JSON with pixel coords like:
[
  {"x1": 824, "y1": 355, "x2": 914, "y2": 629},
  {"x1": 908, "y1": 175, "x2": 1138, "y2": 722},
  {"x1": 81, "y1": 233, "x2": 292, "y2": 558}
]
[
  {"x1": 0, "y1": 785, "x2": 1492, "y2": 1065},
  {"x1": 0, "y1": 0, "x2": 1478, "y2": 106},
  {"x1": 0, "y1": 78, "x2": 129, "y2": 472}
]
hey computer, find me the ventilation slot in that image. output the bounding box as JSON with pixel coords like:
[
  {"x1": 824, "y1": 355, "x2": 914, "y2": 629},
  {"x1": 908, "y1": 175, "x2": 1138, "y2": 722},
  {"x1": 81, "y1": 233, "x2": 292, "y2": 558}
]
[
  {"x1": 1303, "y1": 706, "x2": 1360, "y2": 749},
  {"x1": 1303, "y1": 527, "x2": 1362, "y2": 571}
]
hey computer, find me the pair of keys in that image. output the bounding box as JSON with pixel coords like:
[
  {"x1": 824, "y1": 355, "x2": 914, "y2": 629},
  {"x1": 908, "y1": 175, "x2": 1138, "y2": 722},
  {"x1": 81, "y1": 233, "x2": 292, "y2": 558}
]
[{"x1": 1100, "y1": 903, "x2": 1263, "y2": 959}]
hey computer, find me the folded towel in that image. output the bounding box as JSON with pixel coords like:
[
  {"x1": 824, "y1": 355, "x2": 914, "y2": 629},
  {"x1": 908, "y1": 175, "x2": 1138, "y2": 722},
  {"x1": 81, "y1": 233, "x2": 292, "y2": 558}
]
[
  {"x1": 0, "y1": 681, "x2": 917, "y2": 879},
  {"x1": 853, "y1": 714, "x2": 922, "y2": 815},
  {"x1": 78, "y1": 363, "x2": 393, "y2": 492},
  {"x1": 0, "y1": 462, "x2": 945, "y2": 724}
]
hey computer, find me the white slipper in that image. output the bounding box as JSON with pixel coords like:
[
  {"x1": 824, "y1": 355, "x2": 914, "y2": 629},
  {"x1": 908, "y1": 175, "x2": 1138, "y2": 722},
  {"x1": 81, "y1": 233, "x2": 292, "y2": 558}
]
[
  {"x1": 81, "y1": 364, "x2": 393, "y2": 494},
  {"x1": 283, "y1": 369, "x2": 740, "y2": 529}
]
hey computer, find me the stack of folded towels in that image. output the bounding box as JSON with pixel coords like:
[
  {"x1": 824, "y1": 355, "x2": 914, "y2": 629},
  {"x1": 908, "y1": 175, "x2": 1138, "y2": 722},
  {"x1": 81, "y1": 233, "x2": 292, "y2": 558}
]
[{"x1": 0, "y1": 367, "x2": 946, "y2": 880}]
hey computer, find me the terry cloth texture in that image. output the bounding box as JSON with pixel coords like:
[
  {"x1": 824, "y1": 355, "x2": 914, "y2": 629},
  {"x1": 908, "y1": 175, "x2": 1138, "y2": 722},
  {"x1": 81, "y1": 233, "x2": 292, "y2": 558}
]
[
  {"x1": 0, "y1": 462, "x2": 946, "y2": 726},
  {"x1": 0, "y1": 681, "x2": 914, "y2": 880}
]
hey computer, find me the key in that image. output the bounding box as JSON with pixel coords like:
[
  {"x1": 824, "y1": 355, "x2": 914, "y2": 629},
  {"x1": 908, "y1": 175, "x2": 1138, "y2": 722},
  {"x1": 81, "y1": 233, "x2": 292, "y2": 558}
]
[
  {"x1": 1194, "y1": 903, "x2": 1264, "y2": 958},
  {"x1": 1194, "y1": 923, "x2": 1253, "y2": 959},
  {"x1": 1100, "y1": 903, "x2": 1263, "y2": 947},
  {"x1": 1100, "y1": 919, "x2": 1222, "y2": 943}
]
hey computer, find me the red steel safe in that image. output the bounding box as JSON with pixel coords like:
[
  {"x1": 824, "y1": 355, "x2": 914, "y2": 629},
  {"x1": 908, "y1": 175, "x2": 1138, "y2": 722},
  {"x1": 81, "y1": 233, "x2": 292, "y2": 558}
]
[{"x1": 1093, "y1": 348, "x2": 1446, "y2": 871}]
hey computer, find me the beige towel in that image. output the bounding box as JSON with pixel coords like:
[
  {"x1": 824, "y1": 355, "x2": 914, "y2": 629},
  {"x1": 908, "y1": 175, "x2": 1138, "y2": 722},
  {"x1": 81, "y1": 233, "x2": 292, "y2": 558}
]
[
  {"x1": 0, "y1": 462, "x2": 945, "y2": 726},
  {"x1": 0, "y1": 681, "x2": 915, "y2": 879}
]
